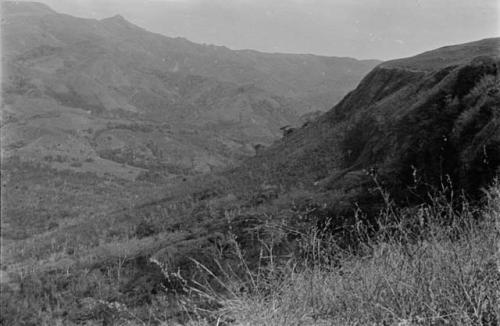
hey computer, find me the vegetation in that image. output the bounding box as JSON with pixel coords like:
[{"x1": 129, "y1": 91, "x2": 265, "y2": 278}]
[
  {"x1": 2, "y1": 178, "x2": 499, "y2": 325},
  {"x1": 177, "y1": 181, "x2": 500, "y2": 326},
  {"x1": 2, "y1": 7, "x2": 499, "y2": 324}
]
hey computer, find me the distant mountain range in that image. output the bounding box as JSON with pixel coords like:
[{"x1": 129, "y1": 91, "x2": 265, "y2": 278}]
[{"x1": 1, "y1": 1, "x2": 378, "y2": 176}]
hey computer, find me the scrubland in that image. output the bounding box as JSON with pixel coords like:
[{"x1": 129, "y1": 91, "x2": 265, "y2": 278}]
[{"x1": 2, "y1": 180, "x2": 499, "y2": 326}]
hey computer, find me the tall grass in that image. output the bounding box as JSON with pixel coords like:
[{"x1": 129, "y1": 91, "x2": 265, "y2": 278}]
[
  {"x1": 180, "y1": 182, "x2": 500, "y2": 326},
  {"x1": 3, "y1": 182, "x2": 498, "y2": 325}
]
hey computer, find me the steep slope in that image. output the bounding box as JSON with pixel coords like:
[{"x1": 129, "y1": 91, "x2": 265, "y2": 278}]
[{"x1": 234, "y1": 38, "x2": 500, "y2": 212}]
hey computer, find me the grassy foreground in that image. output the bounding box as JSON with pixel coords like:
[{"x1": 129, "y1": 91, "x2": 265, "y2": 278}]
[
  {"x1": 1, "y1": 182, "x2": 499, "y2": 325},
  {"x1": 181, "y1": 183, "x2": 500, "y2": 326}
]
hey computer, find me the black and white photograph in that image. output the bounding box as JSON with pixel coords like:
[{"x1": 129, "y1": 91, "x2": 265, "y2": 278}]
[{"x1": 1, "y1": 0, "x2": 499, "y2": 324}]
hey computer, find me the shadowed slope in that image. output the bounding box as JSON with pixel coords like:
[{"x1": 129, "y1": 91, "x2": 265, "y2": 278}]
[{"x1": 233, "y1": 38, "x2": 500, "y2": 212}]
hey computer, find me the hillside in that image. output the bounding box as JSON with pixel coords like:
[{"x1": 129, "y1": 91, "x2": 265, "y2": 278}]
[
  {"x1": 3, "y1": 1, "x2": 378, "y2": 112},
  {"x1": 0, "y1": 1, "x2": 378, "y2": 250},
  {"x1": 2, "y1": 1, "x2": 378, "y2": 178},
  {"x1": 231, "y1": 38, "x2": 500, "y2": 214}
]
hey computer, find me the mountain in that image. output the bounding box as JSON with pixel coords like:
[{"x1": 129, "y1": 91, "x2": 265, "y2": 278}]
[
  {"x1": 1, "y1": 1, "x2": 378, "y2": 179},
  {"x1": 227, "y1": 38, "x2": 500, "y2": 215},
  {"x1": 0, "y1": 1, "x2": 377, "y2": 278},
  {"x1": 77, "y1": 37, "x2": 500, "y2": 283},
  {"x1": 2, "y1": 17, "x2": 500, "y2": 323}
]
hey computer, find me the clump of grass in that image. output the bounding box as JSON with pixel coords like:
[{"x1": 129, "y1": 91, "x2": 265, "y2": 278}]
[{"x1": 182, "y1": 182, "x2": 500, "y2": 326}]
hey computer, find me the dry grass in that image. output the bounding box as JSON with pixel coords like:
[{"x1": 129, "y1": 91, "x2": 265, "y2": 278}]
[
  {"x1": 182, "y1": 183, "x2": 500, "y2": 326},
  {"x1": 2, "y1": 181, "x2": 499, "y2": 325}
]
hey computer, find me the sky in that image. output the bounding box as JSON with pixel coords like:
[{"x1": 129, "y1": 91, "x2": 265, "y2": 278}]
[{"x1": 19, "y1": 0, "x2": 500, "y2": 60}]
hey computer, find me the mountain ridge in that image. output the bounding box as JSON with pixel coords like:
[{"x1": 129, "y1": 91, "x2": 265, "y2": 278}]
[
  {"x1": 2, "y1": 1, "x2": 379, "y2": 112},
  {"x1": 380, "y1": 37, "x2": 500, "y2": 71},
  {"x1": 227, "y1": 37, "x2": 500, "y2": 216}
]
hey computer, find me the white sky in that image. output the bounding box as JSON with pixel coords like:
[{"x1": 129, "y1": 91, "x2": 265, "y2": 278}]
[{"x1": 17, "y1": 0, "x2": 500, "y2": 60}]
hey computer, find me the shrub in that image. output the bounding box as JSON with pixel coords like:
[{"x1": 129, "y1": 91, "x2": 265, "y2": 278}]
[{"x1": 134, "y1": 220, "x2": 157, "y2": 239}]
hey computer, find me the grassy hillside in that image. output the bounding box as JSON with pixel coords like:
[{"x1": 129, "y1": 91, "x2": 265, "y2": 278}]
[
  {"x1": 2, "y1": 179, "x2": 499, "y2": 325},
  {"x1": 180, "y1": 183, "x2": 500, "y2": 326},
  {"x1": 229, "y1": 38, "x2": 500, "y2": 213}
]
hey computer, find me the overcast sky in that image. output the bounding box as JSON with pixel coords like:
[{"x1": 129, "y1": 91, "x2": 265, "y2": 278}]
[{"x1": 23, "y1": 0, "x2": 500, "y2": 60}]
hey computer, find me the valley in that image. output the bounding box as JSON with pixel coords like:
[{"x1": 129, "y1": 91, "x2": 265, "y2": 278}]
[
  {"x1": 1, "y1": 1, "x2": 378, "y2": 270},
  {"x1": 1, "y1": 1, "x2": 499, "y2": 325}
]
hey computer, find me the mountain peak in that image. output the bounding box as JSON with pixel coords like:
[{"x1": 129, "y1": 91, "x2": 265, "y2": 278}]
[
  {"x1": 2, "y1": 1, "x2": 55, "y2": 15},
  {"x1": 103, "y1": 14, "x2": 126, "y2": 21},
  {"x1": 101, "y1": 14, "x2": 129, "y2": 25},
  {"x1": 99, "y1": 14, "x2": 138, "y2": 30}
]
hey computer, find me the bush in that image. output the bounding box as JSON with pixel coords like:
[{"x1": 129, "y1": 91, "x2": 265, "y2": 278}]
[{"x1": 134, "y1": 220, "x2": 157, "y2": 239}]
